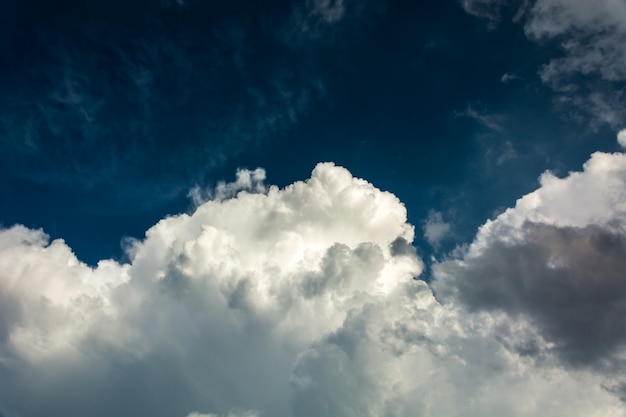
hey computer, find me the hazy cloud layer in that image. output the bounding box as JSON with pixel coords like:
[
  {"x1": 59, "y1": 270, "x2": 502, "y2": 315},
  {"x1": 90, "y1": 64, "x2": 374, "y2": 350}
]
[{"x1": 1, "y1": 160, "x2": 625, "y2": 416}]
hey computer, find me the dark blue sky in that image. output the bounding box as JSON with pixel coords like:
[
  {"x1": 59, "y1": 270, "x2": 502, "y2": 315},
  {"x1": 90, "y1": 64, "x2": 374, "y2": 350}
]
[{"x1": 0, "y1": 0, "x2": 620, "y2": 266}]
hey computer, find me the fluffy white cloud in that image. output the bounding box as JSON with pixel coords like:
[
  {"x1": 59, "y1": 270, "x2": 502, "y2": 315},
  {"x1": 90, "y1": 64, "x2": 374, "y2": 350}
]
[{"x1": 0, "y1": 162, "x2": 624, "y2": 417}]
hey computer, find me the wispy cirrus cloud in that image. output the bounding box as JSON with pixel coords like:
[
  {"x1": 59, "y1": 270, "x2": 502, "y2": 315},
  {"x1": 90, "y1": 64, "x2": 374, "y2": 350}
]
[
  {"x1": 455, "y1": 105, "x2": 504, "y2": 132},
  {"x1": 0, "y1": 1, "x2": 328, "y2": 207}
]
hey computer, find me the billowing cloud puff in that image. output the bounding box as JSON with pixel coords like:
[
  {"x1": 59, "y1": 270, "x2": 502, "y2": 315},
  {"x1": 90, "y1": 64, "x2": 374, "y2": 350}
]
[
  {"x1": 0, "y1": 162, "x2": 624, "y2": 417},
  {"x1": 434, "y1": 131, "x2": 626, "y2": 382}
]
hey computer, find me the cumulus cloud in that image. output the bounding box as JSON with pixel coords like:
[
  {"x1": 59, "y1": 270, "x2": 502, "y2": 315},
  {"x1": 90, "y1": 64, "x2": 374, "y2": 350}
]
[
  {"x1": 434, "y1": 131, "x2": 626, "y2": 383},
  {"x1": 0, "y1": 162, "x2": 624, "y2": 416}
]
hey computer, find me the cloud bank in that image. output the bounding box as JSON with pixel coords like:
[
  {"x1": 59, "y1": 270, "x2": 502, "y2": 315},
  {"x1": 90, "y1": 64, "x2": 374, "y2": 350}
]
[{"x1": 2, "y1": 156, "x2": 626, "y2": 416}]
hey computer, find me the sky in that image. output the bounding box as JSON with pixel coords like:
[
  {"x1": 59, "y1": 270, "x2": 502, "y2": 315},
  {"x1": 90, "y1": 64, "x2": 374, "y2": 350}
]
[{"x1": 1, "y1": 0, "x2": 626, "y2": 416}]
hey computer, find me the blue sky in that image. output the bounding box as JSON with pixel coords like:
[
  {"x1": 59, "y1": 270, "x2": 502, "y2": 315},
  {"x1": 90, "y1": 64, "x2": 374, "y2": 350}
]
[{"x1": 1, "y1": 1, "x2": 626, "y2": 416}]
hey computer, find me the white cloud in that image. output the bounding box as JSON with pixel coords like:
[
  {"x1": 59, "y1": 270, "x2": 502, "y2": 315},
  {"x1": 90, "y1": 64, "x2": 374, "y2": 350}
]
[{"x1": 0, "y1": 162, "x2": 624, "y2": 416}]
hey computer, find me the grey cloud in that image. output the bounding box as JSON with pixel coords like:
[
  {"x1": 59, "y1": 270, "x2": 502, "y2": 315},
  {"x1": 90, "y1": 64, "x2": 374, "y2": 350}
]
[
  {"x1": 500, "y1": 72, "x2": 521, "y2": 83},
  {"x1": 422, "y1": 210, "x2": 452, "y2": 249},
  {"x1": 434, "y1": 222, "x2": 626, "y2": 368},
  {"x1": 389, "y1": 236, "x2": 417, "y2": 258}
]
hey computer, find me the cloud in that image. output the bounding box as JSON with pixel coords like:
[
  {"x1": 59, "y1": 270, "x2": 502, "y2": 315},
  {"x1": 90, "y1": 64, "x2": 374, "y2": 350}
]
[
  {"x1": 462, "y1": 0, "x2": 626, "y2": 129},
  {"x1": 433, "y1": 130, "x2": 626, "y2": 379},
  {"x1": 0, "y1": 163, "x2": 418, "y2": 417},
  {"x1": 0, "y1": 162, "x2": 624, "y2": 416},
  {"x1": 461, "y1": 0, "x2": 508, "y2": 24},
  {"x1": 525, "y1": 0, "x2": 626, "y2": 82},
  {"x1": 619, "y1": 129, "x2": 626, "y2": 148},
  {"x1": 279, "y1": 0, "x2": 381, "y2": 48},
  {"x1": 0, "y1": 2, "x2": 327, "y2": 207},
  {"x1": 422, "y1": 210, "x2": 452, "y2": 249},
  {"x1": 188, "y1": 168, "x2": 267, "y2": 206},
  {"x1": 435, "y1": 222, "x2": 626, "y2": 366},
  {"x1": 455, "y1": 105, "x2": 504, "y2": 132},
  {"x1": 283, "y1": 0, "x2": 347, "y2": 42},
  {"x1": 500, "y1": 72, "x2": 521, "y2": 83}
]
